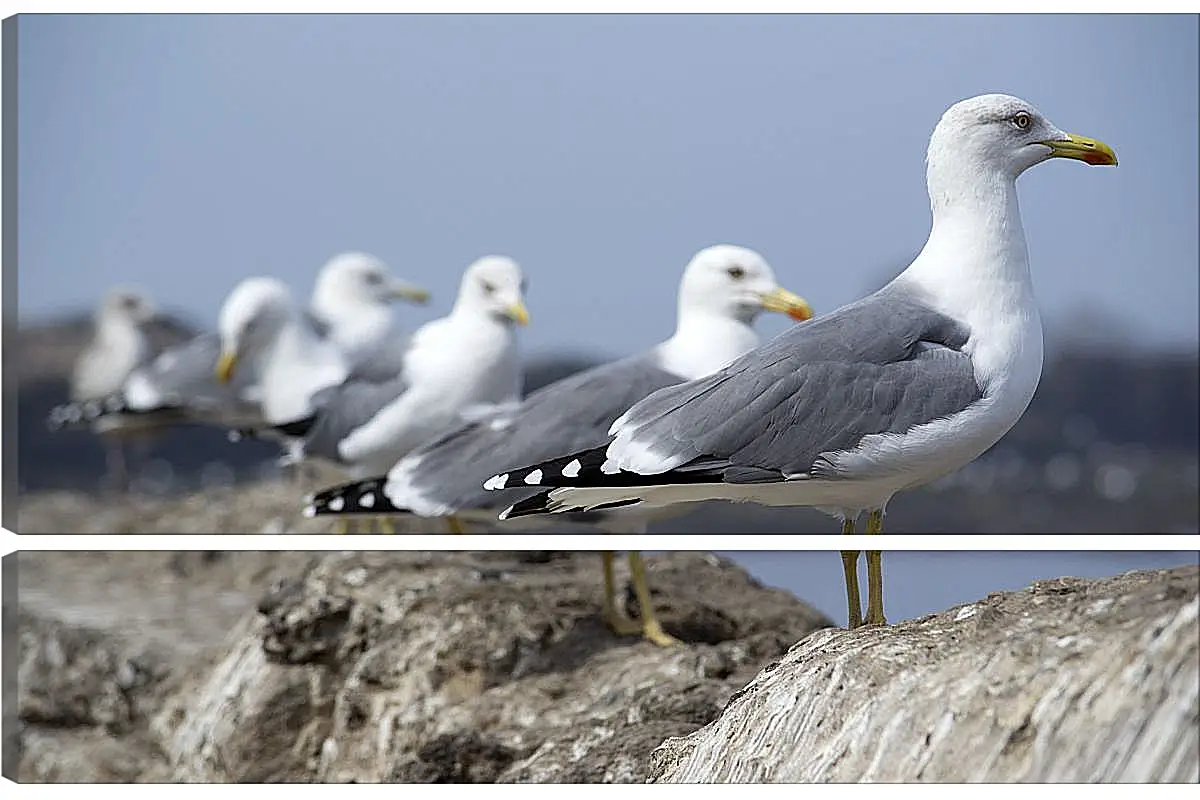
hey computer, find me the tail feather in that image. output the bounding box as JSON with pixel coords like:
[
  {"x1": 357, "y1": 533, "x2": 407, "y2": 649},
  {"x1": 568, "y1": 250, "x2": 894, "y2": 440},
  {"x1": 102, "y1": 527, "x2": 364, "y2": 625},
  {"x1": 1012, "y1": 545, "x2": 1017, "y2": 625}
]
[
  {"x1": 499, "y1": 490, "x2": 640, "y2": 521},
  {"x1": 46, "y1": 395, "x2": 187, "y2": 431},
  {"x1": 303, "y1": 476, "x2": 406, "y2": 517},
  {"x1": 483, "y1": 446, "x2": 616, "y2": 492},
  {"x1": 483, "y1": 444, "x2": 725, "y2": 494},
  {"x1": 229, "y1": 414, "x2": 317, "y2": 444}
]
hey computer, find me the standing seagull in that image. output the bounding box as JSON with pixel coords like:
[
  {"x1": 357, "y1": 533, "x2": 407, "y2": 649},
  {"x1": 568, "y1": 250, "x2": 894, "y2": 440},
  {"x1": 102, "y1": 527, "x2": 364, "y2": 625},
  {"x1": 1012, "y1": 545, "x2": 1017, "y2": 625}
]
[
  {"x1": 302, "y1": 245, "x2": 813, "y2": 643},
  {"x1": 307, "y1": 251, "x2": 431, "y2": 376},
  {"x1": 487, "y1": 93, "x2": 1118, "y2": 629},
  {"x1": 48, "y1": 253, "x2": 429, "y2": 443},
  {"x1": 65, "y1": 287, "x2": 159, "y2": 490},
  {"x1": 279, "y1": 256, "x2": 530, "y2": 527},
  {"x1": 211, "y1": 276, "x2": 352, "y2": 427}
]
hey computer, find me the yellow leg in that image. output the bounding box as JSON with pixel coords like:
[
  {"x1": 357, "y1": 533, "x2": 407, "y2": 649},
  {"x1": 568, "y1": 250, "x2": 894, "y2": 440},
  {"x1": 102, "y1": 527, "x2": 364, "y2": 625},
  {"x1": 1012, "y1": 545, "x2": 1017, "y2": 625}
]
[
  {"x1": 863, "y1": 509, "x2": 888, "y2": 626},
  {"x1": 375, "y1": 516, "x2": 398, "y2": 534},
  {"x1": 628, "y1": 552, "x2": 680, "y2": 647},
  {"x1": 333, "y1": 518, "x2": 354, "y2": 535},
  {"x1": 840, "y1": 518, "x2": 863, "y2": 630},
  {"x1": 600, "y1": 552, "x2": 642, "y2": 636},
  {"x1": 445, "y1": 516, "x2": 467, "y2": 534}
]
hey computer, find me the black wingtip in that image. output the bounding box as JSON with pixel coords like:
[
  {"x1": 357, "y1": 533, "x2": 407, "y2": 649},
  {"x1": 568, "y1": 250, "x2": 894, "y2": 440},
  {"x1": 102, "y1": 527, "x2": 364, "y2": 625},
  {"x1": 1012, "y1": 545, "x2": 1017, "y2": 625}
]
[
  {"x1": 498, "y1": 490, "x2": 557, "y2": 520},
  {"x1": 485, "y1": 446, "x2": 612, "y2": 492},
  {"x1": 46, "y1": 395, "x2": 128, "y2": 431},
  {"x1": 304, "y1": 476, "x2": 407, "y2": 517},
  {"x1": 273, "y1": 414, "x2": 318, "y2": 439},
  {"x1": 233, "y1": 414, "x2": 316, "y2": 444}
]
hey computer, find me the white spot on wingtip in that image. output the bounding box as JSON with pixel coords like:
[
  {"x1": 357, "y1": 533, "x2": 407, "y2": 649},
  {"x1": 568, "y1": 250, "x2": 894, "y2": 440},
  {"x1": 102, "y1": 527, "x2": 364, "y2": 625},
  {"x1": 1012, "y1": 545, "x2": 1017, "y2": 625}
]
[
  {"x1": 360, "y1": 492, "x2": 375, "y2": 509},
  {"x1": 524, "y1": 469, "x2": 543, "y2": 485},
  {"x1": 328, "y1": 496, "x2": 345, "y2": 512},
  {"x1": 600, "y1": 459, "x2": 620, "y2": 475},
  {"x1": 498, "y1": 505, "x2": 513, "y2": 520},
  {"x1": 302, "y1": 505, "x2": 316, "y2": 518},
  {"x1": 562, "y1": 459, "x2": 581, "y2": 478},
  {"x1": 484, "y1": 473, "x2": 509, "y2": 491}
]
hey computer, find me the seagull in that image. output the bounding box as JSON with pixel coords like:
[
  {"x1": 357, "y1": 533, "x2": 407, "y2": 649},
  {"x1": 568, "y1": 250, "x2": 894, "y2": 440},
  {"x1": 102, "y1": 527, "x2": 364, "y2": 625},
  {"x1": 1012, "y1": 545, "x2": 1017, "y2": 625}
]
[
  {"x1": 63, "y1": 287, "x2": 160, "y2": 491},
  {"x1": 306, "y1": 250, "x2": 431, "y2": 378},
  {"x1": 484, "y1": 93, "x2": 1118, "y2": 630},
  {"x1": 211, "y1": 276, "x2": 352, "y2": 426},
  {"x1": 285, "y1": 255, "x2": 530, "y2": 531},
  {"x1": 47, "y1": 252, "x2": 429, "y2": 451},
  {"x1": 302, "y1": 244, "x2": 813, "y2": 643}
]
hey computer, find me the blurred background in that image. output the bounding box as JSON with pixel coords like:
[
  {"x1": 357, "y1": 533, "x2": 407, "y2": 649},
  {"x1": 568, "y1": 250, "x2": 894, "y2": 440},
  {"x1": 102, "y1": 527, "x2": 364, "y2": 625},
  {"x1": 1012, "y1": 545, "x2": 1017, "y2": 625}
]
[{"x1": 9, "y1": 13, "x2": 1199, "y2": 533}]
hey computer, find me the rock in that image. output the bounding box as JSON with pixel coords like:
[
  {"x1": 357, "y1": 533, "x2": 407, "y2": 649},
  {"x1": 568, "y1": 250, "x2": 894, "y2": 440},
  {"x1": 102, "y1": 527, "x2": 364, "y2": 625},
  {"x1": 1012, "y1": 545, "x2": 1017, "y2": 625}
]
[
  {"x1": 648, "y1": 564, "x2": 1200, "y2": 783},
  {"x1": 13, "y1": 550, "x2": 831, "y2": 782},
  {"x1": 13, "y1": 553, "x2": 1197, "y2": 783}
]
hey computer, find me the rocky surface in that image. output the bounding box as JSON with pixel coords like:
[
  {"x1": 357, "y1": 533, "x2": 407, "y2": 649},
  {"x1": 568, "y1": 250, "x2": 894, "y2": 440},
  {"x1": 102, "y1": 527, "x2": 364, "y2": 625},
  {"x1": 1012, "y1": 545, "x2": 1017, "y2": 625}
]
[
  {"x1": 13, "y1": 550, "x2": 832, "y2": 782},
  {"x1": 649, "y1": 563, "x2": 1200, "y2": 783},
  {"x1": 12, "y1": 552, "x2": 1199, "y2": 783}
]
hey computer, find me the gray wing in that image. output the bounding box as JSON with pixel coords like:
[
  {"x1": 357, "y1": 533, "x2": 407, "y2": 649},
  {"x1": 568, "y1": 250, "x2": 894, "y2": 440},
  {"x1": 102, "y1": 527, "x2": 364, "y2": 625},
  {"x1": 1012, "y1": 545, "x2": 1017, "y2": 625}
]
[
  {"x1": 298, "y1": 371, "x2": 412, "y2": 463},
  {"x1": 134, "y1": 333, "x2": 260, "y2": 412},
  {"x1": 393, "y1": 352, "x2": 685, "y2": 511},
  {"x1": 301, "y1": 309, "x2": 333, "y2": 340},
  {"x1": 340, "y1": 332, "x2": 413, "y2": 384},
  {"x1": 494, "y1": 282, "x2": 984, "y2": 490},
  {"x1": 47, "y1": 331, "x2": 266, "y2": 433}
]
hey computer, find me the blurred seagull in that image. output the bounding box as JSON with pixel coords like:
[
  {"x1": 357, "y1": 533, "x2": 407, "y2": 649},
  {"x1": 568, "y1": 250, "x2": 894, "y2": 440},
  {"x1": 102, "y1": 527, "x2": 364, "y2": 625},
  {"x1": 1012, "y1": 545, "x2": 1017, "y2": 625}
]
[{"x1": 304, "y1": 244, "x2": 813, "y2": 641}]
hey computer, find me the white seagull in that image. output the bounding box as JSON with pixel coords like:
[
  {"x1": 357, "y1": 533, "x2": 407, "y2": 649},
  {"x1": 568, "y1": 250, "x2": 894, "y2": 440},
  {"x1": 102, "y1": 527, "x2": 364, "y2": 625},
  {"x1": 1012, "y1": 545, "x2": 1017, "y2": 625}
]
[
  {"x1": 47, "y1": 252, "x2": 429, "y2": 446},
  {"x1": 285, "y1": 256, "x2": 530, "y2": 533},
  {"x1": 63, "y1": 287, "x2": 160, "y2": 489},
  {"x1": 485, "y1": 93, "x2": 1119, "y2": 629},
  {"x1": 302, "y1": 244, "x2": 813, "y2": 642}
]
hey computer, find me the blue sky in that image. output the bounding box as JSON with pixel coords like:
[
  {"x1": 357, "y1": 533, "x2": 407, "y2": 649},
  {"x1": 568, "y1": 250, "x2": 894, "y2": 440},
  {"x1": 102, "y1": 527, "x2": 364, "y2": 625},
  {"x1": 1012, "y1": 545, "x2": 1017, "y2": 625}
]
[
  {"x1": 724, "y1": 550, "x2": 1197, "y2": 627},
  {"x1": 16, "y1": 14, "x2": 1199, "y2": 359}
]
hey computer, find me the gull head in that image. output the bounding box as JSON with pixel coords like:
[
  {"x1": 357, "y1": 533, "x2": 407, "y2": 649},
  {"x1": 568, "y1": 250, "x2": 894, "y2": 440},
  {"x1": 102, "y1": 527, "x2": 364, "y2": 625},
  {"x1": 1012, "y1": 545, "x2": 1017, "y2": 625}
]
[
  {"x1": 215, "y1": 276, "x2": 294, "y2": 384},
  {"x1": 99, "y1": 287, "x2": 157, "y2": 325},
  {"x1": 457, "y1": 255, "x2": 530, "y2": 327},
  {"x1": 678, "y1": 244, "x2": 813, "y2": 324},
  {"x1": 315, "y1": 251, "x2": 431, "y2": 314},
  {"x1": 928, "y1": 93, "x2": 1118, "y2": 183}
]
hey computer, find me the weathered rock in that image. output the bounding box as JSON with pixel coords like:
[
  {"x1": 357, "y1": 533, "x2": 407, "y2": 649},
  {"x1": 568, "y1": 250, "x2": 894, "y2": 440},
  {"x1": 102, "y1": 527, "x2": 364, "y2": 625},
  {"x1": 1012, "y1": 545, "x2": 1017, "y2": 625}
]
[
  {"x1": 15, "y1": 553, "x2": 1198, "y2": 783},
  {"x1": 648, "y1": 564, "x2": 1200, "y2": 783},
  {"x1": 15, "y1": 550, "x2": 831, "y2": 782}
]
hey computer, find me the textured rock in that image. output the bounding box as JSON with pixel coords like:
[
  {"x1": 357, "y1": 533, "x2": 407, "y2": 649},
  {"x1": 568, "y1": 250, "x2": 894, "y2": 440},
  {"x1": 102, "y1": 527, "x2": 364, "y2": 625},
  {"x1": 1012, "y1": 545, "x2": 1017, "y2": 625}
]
[
  {"x1": 15, "y1": 550, "x2": 831, "y2": 782},
  {"x1": 15, "y1": 553, "x2": 1197, "y2": 783},
  {"x1": 648, "y1": 564, "x2": 1200, "y2": 783}
]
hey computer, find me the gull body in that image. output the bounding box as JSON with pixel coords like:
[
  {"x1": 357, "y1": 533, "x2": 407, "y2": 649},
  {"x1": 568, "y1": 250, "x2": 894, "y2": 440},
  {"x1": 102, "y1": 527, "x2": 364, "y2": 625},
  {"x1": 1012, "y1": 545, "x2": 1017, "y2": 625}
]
[
  {"x1": 488, "y1": 93, "x2": 1118, "y2": 628},
  {"x1": 304, "y1": 245, "x2": 814, "y2": 641},
  {"x1": 285, "y1": 255, "x2": 531, "y2": 482},
  {"x1": 67, "y1": 288, "x2": 160, "y2": 489},
  {"x1": 47, "y1": 251, "x2": 429, "y2": 442}
]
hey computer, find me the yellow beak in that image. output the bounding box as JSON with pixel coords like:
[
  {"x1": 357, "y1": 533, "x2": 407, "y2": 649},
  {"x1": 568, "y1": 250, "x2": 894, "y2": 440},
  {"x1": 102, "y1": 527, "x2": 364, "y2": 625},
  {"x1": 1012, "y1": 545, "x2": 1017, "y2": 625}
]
[
  {"x1": 759, "y1": 287, "x2": 814, "y2": 322},
  {"x1": 215, "y1": 351, "x2": 238, "y2": 384},
  {"x1": 506, "y1": 301, "x2": 531, "y2": 326},
  {"x1": 389, "y1": 281, "x2": 431, "y2": 304},
  {"x1": 1041, "y1": 133, "x2": 1118, "y2": 167}
]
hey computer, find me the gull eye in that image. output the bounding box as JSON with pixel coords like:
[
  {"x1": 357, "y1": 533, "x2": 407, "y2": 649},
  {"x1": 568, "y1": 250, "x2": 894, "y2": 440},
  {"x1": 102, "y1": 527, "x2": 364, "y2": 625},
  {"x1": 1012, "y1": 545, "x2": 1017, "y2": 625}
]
[
  {"x1": 1011, "y1": 111, "x2": 1032, "y2": 131},
  {"x1": 364, "y1": 271, "x2": 383, "y2": 285},
  {"x1": 480, "y1": 280, "x2": 496, "y2": 295},
  {"x1": 727, "y1": 266, "x2": 746, "y2": 280}
]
